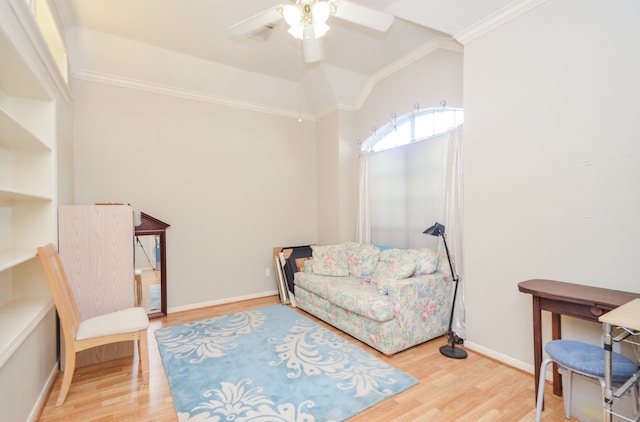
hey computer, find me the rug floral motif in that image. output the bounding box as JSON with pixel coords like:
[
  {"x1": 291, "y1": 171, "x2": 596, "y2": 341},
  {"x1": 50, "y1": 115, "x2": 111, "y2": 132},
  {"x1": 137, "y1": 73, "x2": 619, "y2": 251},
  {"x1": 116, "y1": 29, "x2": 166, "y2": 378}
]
[{"x1": 155, "y1": 304, "x2": 418, "y2": 421}]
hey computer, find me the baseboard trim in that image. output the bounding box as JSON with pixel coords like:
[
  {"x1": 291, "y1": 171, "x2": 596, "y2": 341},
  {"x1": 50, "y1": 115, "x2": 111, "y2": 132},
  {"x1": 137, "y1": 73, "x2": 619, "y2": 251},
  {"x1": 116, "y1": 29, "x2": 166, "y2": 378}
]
[
  {"x1": 464, "y1": 340, "x2": 535, "y2": 375},
  {"x1": 167, "y1": 290, "x2": 280, "y2": 314},
  {"x1": 29, "y1": 362, "x2": 58, "y2": 422}
]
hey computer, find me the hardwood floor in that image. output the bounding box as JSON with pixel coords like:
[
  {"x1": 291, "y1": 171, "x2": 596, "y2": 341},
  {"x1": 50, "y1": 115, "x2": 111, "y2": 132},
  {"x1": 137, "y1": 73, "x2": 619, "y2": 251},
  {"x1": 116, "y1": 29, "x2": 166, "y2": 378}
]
[{"x1": 38, "y1": 295, "x2": 572, "y2": 421}]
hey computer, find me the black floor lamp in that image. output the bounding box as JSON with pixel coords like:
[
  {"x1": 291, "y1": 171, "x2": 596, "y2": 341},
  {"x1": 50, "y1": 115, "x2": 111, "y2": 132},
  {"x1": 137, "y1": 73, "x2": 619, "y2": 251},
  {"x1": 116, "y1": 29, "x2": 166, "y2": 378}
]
[{"x1": 423, "y1": 222, "x2": 467, "y2": 359}]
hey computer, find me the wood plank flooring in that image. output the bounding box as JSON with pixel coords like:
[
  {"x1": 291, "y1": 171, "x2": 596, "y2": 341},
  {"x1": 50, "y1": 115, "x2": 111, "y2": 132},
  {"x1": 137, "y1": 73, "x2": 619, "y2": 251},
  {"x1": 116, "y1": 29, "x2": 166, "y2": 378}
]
[{"x1": 38, "y1": 295, "x2": 572, "y2": 421}]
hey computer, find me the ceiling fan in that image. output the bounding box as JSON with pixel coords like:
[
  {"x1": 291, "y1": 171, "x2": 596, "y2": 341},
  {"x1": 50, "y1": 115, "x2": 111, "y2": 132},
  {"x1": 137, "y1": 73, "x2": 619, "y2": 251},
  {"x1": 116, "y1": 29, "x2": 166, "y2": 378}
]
[{"x1": 229, "y1": 0, "x2": 394, "y2": 63}]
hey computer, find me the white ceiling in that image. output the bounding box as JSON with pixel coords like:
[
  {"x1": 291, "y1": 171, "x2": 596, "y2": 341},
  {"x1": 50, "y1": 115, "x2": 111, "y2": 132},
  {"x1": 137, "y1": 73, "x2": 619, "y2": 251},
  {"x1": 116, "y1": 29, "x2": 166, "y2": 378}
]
[{"x1": 53, "y1": 0, "x2": 515, "y2": 82}]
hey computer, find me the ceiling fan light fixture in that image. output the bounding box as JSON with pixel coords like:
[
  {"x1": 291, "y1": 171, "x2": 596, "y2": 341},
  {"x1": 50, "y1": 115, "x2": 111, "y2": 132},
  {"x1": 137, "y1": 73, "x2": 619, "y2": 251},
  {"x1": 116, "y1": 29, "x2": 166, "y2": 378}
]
[
  {"x1": 288, "y1": 24, "x2": 304, "y2": 39},
  {"x1": 312, "y1": 21, "x2": 329, "y2": 38},
  {"x1": 283, "y1": 0, "x2": 332, "y2": 41},
  {"x1": 311, "y1": 1, "x2": 330, "y2": 25},
  {"x1": 283, "y1": 4, "x2": 302, "y2": 27}
]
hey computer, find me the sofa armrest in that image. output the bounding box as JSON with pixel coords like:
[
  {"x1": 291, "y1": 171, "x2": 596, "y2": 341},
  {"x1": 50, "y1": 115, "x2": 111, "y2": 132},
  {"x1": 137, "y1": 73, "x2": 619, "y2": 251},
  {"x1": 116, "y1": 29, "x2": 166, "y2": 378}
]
[
  {"x1": 385, "y1": 272, "x2": 454, "y2": 338},
  {"x1": 386, "y1": 271, "x2": 450, "y2": 296}
]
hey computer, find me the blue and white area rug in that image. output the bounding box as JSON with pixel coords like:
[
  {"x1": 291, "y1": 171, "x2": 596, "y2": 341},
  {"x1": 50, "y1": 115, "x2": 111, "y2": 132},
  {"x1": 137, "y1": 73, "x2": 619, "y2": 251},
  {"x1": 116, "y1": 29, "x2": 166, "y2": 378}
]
[{"x1": 155, "y1": 304, "x2": 418, "y2": 421}]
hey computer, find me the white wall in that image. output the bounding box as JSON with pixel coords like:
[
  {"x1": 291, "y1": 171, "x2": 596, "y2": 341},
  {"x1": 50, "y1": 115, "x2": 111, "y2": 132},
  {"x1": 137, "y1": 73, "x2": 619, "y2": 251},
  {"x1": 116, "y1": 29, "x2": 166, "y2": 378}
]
[
  {"x1": 70, "y1": 42, "x2": 463, "y2": 311},
  {"x1": 463, "y1": 0, "x2": 640, "y2": 370},
  {"x1": 313, "y1": 48, "x2": 463, "y2": 246},
  {"x1": 72, "y1": 79, "x2": 317, "y2": 311},
  {"x1": 356, "y1": 49, "x2": 464, "y2": 142},
  {"x1": 314, "y1": 109, "x2": 360, "y2": 245},
  {"x1": 315, "y1": 111, "x2": 341, "y2": 244}
]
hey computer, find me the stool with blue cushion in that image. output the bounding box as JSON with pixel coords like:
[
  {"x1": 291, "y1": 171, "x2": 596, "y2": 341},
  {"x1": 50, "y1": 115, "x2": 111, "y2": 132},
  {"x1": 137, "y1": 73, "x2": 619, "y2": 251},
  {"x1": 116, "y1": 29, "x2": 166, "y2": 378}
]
[{"x1": 536, "y1": 339, "x2": 639, "y2": 421}]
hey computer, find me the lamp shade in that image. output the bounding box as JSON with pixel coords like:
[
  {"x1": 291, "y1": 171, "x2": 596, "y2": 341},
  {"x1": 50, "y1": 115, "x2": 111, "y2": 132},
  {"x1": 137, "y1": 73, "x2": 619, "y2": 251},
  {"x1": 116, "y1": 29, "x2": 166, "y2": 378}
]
[
  {"x1": 423, "y1": 222, "x2": 445, "y2": 237},
  {"x1": 283, "y1": 4, "x2": 302, "y2": 26},
  {"x1": 288, "y1": 23, "x2": 304, "y2": 39},
  {"x1": 312, "y1": 1, "x2": 330, "y2": 24},
  {"x1": 312, "y1": 22, "x2": 329, "y2": 38}
]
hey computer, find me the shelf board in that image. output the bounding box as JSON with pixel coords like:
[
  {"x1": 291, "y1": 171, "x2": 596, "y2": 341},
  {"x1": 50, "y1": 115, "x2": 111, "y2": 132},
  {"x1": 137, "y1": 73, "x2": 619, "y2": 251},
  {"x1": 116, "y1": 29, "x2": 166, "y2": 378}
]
[
  {"x1": 0, "y1": 297, "x2": 54, "y2": 368},
  {"x1": 0, "y1": 104, "x2": 50, "y2": 151},
  {"x1": 0, "y1": 248, "x2": 36, "y2": 272},
  {"x1": 0, "y1": 186, "x2": 52, "y2": 205},
  {"x1": 0, "y1": 18, "x2": 50, "y2": 101}
]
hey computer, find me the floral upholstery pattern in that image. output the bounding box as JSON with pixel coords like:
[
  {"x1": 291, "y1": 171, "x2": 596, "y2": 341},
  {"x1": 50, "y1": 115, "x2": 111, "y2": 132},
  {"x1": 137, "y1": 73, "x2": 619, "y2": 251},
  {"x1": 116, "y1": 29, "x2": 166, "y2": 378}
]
[
  {"x1": 294, "y1": 273, "x2": 393, "y2": 322},
  {"x1": 345, "y1": 242, "x2": 380, "y2": 278},
  {"x1": 310, "y1": 244, "x2": 349, "y2": 276},
  {"x1": 414, "y1": 248, "x2": 440, "y2": 275},
  {"x1": 294, "y1": 243, "x2": 453, "y2": 355},
  {"x1": 373, "y1": 260, "x2": 416, "y2": 295}
]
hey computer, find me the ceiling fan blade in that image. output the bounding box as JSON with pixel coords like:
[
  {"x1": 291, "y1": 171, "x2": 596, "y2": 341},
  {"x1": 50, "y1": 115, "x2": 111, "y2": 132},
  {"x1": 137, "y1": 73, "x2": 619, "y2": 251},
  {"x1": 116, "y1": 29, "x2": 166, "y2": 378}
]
[
  {"x1": 334, "y1": 1, "x2": 394, "y2": 32},
  {"x1": 229, "y1": 6, "x2": 283, "y2": 37}
]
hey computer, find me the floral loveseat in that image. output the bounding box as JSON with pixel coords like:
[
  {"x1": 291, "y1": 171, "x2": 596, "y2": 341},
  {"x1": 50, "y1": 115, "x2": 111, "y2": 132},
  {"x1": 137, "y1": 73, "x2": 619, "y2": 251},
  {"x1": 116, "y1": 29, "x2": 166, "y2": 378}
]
[{"x1": 293, "y1": 242, "x2": 453, "y2": 355}]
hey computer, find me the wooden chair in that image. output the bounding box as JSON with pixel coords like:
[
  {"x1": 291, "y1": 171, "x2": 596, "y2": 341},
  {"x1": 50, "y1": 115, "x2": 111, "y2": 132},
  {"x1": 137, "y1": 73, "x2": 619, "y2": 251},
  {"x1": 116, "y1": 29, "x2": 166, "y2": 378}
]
[{"x1": 37, "y1": 243, "x2": 150, "y2": 406}]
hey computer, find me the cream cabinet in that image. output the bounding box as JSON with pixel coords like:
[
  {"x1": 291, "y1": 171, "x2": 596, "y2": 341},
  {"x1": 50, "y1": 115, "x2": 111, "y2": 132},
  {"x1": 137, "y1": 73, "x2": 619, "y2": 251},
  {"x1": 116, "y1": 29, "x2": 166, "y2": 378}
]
[{"x1": 58, "y1": 205, "x2": 136, "y2": 367}]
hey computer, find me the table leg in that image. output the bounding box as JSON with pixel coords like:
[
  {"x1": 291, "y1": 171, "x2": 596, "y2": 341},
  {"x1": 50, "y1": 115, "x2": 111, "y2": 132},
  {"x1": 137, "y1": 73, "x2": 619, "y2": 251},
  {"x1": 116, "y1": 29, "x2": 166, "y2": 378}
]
[{"x1": 533, "y1": 296, "x2": 543, "y2": 403}]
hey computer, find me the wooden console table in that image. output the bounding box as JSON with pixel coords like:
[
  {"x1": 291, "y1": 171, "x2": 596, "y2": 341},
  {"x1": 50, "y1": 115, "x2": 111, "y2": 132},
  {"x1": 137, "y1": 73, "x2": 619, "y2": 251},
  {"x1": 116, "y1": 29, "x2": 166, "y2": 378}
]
[{"x1": 518, "y1": 279, "x2": 640, "y2": 400}]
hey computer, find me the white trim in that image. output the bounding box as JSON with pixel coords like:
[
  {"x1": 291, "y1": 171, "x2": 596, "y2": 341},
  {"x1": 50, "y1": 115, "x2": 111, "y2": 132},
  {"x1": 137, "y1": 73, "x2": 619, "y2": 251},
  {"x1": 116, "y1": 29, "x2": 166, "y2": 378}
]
[
  {"x1": 454, "y1": 0, "x2": 548, "y2": 45},
  {"x1": 166, "y1": 290, "x2": 279, "y2": 314},
  {"x1": 73, "y1": 69, "x2": 316, "y2": 121},
  {"x1": 465, "y1": 340, "x2": 535, "y2": 375},
  {"x1": 73, "y1": 36, "x2": 461, "y2": 121},
  {"x1": 27, "y1": 362, "x2": 58, "y2": 422},
  {"x1": 353, "y1": 37, "x2": 463, "y2": 111}
]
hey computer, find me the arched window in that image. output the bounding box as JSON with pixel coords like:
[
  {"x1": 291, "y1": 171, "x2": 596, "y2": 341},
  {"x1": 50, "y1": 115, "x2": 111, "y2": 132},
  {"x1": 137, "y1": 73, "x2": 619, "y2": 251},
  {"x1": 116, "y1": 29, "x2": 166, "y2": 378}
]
[
  {"x1": 362, "y1": 107, "x2": 463, "y2": 152},
  {"x1": 359, "y1": 106, "x2": 463, "y2": 248}
]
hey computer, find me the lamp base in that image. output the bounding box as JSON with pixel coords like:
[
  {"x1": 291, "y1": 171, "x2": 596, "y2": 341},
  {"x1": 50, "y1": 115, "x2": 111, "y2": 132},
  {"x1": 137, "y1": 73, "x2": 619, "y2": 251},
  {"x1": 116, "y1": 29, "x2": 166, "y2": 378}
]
[{"x1": 440, "y1": 344, "x2": 468, "y2": 359}]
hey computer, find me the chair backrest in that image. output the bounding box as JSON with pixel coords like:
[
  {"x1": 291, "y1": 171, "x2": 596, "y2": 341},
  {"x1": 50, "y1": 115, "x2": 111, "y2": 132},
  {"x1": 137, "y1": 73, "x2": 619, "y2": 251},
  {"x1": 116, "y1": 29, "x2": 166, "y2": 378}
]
[{"x1": 38, "y1": 243, "x2": 81, "y2": 343}]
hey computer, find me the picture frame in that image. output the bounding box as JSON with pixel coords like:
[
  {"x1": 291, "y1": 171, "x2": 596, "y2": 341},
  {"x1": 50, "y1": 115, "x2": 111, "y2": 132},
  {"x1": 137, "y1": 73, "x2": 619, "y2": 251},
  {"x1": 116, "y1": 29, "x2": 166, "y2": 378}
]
[{"x1": 273, "y1": 245, "x2": 314, "y2": 305}]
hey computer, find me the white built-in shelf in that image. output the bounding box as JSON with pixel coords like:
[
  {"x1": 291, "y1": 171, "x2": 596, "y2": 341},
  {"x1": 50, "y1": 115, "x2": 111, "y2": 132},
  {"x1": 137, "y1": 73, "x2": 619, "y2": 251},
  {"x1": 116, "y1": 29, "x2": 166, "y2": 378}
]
[
  {"x1": 0, "y1": 186, "x2": 52, "y2": 204},
  {"x1": 0, "y1": 297, "x2": 53, "y2": 368},
  {"x1": 0, "y1": 249, "x2": 37, "y2": 272},
  {"x1": 0, "y1": 2, "x2": 60, "y2": 419},
  {"x1": 0, "y1": 105, "x2": 50, "y2": 151}
]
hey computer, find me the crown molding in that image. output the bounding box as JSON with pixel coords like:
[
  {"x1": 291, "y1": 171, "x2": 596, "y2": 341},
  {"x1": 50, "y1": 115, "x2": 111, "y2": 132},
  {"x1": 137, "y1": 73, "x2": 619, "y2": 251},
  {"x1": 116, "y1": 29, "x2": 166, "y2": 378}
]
[
  {"x1": 73, "y1": 69, "x2": 316, "y2": 121},
  {"x1": 354, "y1": 36, "x2": 463, "y2": 110},
  {"x1": 454, "y1": 0, "x2": 548, "y2": 45},
  {"x1": 73, "y1": 36, "x2": 462, "y2": 123}
]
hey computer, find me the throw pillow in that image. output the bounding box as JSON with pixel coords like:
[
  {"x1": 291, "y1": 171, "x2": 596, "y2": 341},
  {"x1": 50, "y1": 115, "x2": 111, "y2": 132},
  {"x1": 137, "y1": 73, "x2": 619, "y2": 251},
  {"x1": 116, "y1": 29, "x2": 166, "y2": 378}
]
[
  {"x1": 373, "y1": 259, "x2": 416, "y2": 295},
  {"x1": 346, "y1": 242, "x2": 380, "y2": 278},
  {"x1": 414, "y1": 248, "x2": 439, "y2": 275},
  {"x1": 310, "y1": 244, "x2": 349, "y2": 276},
  {"x1": 379, "y1": 248, "x2": 408, "y2": 263}
]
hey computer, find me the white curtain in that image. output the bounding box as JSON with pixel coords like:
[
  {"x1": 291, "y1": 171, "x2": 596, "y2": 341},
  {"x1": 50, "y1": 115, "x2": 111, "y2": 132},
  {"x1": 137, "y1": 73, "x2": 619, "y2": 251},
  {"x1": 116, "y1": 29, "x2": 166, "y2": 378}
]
[
  {"x1": 355, "y1": 152, "x2": 371, "y2": 244},
  {"x1": 355, "y1": 125, "x2": 465, "y2": 335},
  {"x1": 366, "y1": 138, "x2": 446, "y2": 249},
  {"x1": 441, "y1": 125, "x2": 465, "y2": 338}
]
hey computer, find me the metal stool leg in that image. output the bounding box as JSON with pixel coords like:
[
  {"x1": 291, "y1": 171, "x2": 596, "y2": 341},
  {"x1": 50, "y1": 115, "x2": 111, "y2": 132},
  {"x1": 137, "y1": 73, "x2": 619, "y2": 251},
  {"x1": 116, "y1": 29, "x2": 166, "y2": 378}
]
[
  {"x1": 565, "y1": 369, "x2": 573, "y2": 419},
  {"x1": 536, "y1": 358, "x2": 553, "y2": 421}
]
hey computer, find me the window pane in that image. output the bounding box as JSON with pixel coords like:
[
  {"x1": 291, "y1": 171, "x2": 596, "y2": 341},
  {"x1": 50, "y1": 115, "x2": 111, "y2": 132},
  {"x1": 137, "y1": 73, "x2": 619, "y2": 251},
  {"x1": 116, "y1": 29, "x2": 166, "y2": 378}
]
[
  {"x1": 415, "y1": 113, "x2": 434, "y2": 140},
  {"x1": 372, "y1": 121, "x2": 411, "y2": 152},
  {"x1": 364, "y1": 108, "x2": 463, "y2": 153}
]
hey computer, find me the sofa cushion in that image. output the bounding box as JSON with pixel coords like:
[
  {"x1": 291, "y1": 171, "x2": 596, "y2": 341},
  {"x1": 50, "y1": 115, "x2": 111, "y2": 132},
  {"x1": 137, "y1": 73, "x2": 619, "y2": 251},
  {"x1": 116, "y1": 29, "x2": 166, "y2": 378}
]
[
  {"x1": 379, "y1": 248, "x2": 408, "y2": 262},
  {"x1": 294, "y1": 273, "x2": 394, "y2": 322},
  {"x1": 414, "y1": 248, "x2": 439, "y2": 275},
  {"x1": 310, "y1": 244, "x2": 349, "y2": 276},
  {"x1": 373, "y1": 259, "x2": 416, "y2": 295},
  {"x1": 345, "y1": 242, "x2": 380, "y2": 278},
  {"x1": 378, "y1": 248, "x2": 438, "y2": 276}
]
